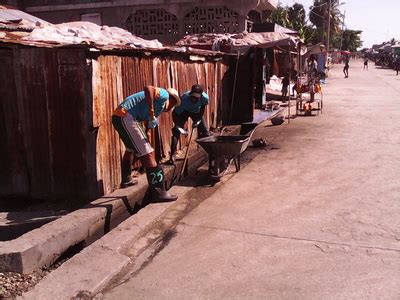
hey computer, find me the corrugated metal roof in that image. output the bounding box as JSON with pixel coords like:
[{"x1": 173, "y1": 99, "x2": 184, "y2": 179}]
[
  {"x1": 0, "y1": 31, "x2": 229, "y2": 59},
  {"x1": 177, "y1": 32, "x2": 293, "y2": 46},
  {"x1": 176, "y1": 32, "x2": 299, "y2": 52},
  {"x1": 273, "y1": 24, "x2": 299, "y2": 35},
  {"x1": 0, "y1": 12, "x2": 227, "y2": 57},
  {"x1": 0, "y1": 8, "x2": 232, "y2": 58}
]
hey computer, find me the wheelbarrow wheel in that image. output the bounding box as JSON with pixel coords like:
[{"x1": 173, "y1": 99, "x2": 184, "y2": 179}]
[
  {"x1": 271, "y1": 115, "x2": 284, "y2": 125},
  {"x1": 209, "y1": 157, "x2": 231, "y2": 181}
]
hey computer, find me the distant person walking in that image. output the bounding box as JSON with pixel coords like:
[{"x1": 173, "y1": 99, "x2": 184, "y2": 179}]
[
  {"x1": 395, "y1": 57, "x2": 400, "y2": 76},
  {"x1": 281, "y1": 73, "x2": 290, "y2": 102},
  {"x1": 363, "y1": 58, "x2": 368, "y2": 70},
  {"x1": 307, "y1": 54, "x2": 318, "y2": 83},
  {"x1": 343, "y1": 55, "x2": 350, "y2": 78}
]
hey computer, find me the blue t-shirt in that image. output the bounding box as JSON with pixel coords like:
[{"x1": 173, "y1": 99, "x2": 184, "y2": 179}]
[
  {"x1": 316, "y1": 53, "x2": 326, "y2": 72},
  {"x1": 174, "y1": 91, "x2": 209, "y2": 115},
  {"x1": 120, "y1": 88, "x2": 169, "y2": 121}
]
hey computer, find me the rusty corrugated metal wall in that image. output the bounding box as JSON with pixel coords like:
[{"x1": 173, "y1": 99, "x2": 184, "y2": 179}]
[
  {"x1": 0, "y1": 48, "x2": 26, "y2": 197},
  {"x1": 0, "y1": 46, "x2": 96, "y2": 201},
  {"x1": 0, "y1": 45, "x2": 251, "y2": 202},
  {"x1": 91, "y1": 53, "x2": 229, "y2": 195}
]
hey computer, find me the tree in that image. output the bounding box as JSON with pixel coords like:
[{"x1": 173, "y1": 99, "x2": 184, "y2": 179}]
[
  {"x1": 309, "y1": 0, "x2": 343, "y2": 46},
  {"x1": 268, "y1": 3, "x2": 311, "y2": 41},
  {"x1": 338, "y1": 29, "x2": 363, "y2": 52},
  {"x1": 288, "y1": 3, "x2": 306, "y2": 32},
  {"x1": 302, "y1": 25, "x2": 320, "y2": 45},
  {"x1": 265, "y1": 1, "x2": 362, "y2": 51},
  {"x1": 269, "y1": 5, "x2": 290, "y2": 28}
]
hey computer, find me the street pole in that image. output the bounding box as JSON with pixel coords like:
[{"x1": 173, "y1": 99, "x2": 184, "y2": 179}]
[
  {"x1": 339, "y1": 10, "x2": 346, "y2": 51},
  {"x1": 326, "y1": 0, "x2": 331, "y2": 59}
]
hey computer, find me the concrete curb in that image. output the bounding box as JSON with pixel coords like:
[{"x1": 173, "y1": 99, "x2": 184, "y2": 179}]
[
  {"x1": 0, "y1": 211, "x2": 65, "y2": 241},
  {"x1": 20, "y1": 203, "x2": 171, "y2": 299},
  {"x1": 20, "y1": 162, "x2": 228, "y2": 299},
  {"x1": 0, "y1": 144, "x2": 208, "y2": 274}
]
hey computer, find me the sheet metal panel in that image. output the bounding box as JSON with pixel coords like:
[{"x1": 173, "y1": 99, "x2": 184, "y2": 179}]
[
  {"x1": 92, "y1": 55, "x2": 125, "y2": 194},
  {"x1": 9, "y1": 47, "x2": 90, "y2": 200},
  {"x1": 0, "y1": 49, "x2": 28, "y2": 196},
  {"x1": 49, "y1": 49, "x2": 90, "y2": 199},
  {"x1": 13, "y1": 47, "x2": 53, "y2": 199},
  {"x1": 152, "y1": 57, "x2": 173, "y2": 159}
]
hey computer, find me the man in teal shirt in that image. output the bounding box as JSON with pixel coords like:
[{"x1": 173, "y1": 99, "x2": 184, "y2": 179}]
[
  {"x1": 169, "y1": 84, "x2": 210, "y2": 163},
  {"x1": 112, "y1": 86, "x2": 180, "y2": 202}
]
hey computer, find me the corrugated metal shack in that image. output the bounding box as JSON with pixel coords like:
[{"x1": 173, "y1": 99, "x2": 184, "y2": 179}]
[
  {"x1": 176, "y1": 32, "x2": 300, "y2": 109},
  {"x1": 0, "y1": 34, "x2": 252, "y2": 203}
]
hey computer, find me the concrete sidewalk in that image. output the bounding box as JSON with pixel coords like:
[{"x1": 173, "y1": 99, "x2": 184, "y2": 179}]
[
  {"x1": 19, "y1": 117, "x2": 285, "y2": 298},
  {"x1": 19, "y1": 134, "x2": 267, "y2": 298}
]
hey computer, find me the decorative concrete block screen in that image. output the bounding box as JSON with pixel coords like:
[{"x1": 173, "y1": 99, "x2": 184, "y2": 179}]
[
  {"x1": 184, "y1": 6, "x2": 239, "y2": 34},
  {"x1": 126, "y1": 9, "x2": 178, "y2": 37}
]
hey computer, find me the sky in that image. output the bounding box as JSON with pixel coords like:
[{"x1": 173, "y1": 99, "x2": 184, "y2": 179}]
[{"x1": 278, "y1": 0, "x2": 400, "y2": 48}]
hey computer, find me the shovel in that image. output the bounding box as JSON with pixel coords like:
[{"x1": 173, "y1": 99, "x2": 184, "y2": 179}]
[
  {"x1": 175, "y1": 126, "x2": 189, "y2": 136},
  {"x1": 179, "y1": 119, "x2": 201, "y2": 177},
  {"x1": 168, "y1": 119, "x2": 201, "y2": 189}
]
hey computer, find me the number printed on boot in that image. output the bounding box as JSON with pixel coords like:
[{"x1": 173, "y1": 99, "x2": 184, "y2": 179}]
[{"x1": 150, "y1": 170, "x2": 163, "y2": 185}]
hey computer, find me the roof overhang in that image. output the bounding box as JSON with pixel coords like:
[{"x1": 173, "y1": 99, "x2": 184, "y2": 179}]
[{"x1": 256, "y1": 0, "x2": 278, "y2": 11}]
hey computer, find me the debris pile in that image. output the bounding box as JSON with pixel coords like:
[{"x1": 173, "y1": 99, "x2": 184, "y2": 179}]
[
  {"x1": 0, "y1": 7, "x2": 164, "y2": 50},
  {"x1": 176, "y1": 32, "x2": 295, "y2": 52},
  {"x1": 23, "y1": 21, "x2": 163, "y2": 49}
]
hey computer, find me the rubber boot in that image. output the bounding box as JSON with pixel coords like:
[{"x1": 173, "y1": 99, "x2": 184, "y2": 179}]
[
  {"x1": 120, "y1": 152, "x2": 138, "y2": 188},
  {"x1": 146, "y1": 166, "x2": 178, "y2": 202},
  {"x1": 167, "y1": 133, "x2": 179, "y2": 165}
]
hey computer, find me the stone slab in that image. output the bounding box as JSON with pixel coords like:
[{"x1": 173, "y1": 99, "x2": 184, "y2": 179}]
[{"x1": 20, "y1": 203, "x2": 173, "y2": 299}]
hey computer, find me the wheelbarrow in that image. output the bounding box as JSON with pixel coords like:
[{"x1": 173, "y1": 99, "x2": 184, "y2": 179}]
[{"x1": 196, "y1": 122, "x2": 257, "y2": 181}]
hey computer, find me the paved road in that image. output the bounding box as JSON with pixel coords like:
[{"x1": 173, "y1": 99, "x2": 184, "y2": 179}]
[{"x1": 103, "y1": 61, "x2": 400, "y2": 299}]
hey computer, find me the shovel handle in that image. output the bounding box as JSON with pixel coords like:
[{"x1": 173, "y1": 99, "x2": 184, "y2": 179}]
[{"x1": 180, "y1": 127, "x2": 195, "y2": 177}]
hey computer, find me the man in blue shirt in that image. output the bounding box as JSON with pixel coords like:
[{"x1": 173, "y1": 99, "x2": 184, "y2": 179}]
[
  {"x1": 112, "y1": 85, "x2": 181, "y2": 202},
  {"x1": 169, "y1": 84, "x2": 210, "y2": 163}
]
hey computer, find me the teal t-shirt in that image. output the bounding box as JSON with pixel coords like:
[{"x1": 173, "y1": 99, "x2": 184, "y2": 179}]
[
  {"x1": 120, "y1": 88, "x2": 169, "y2": 121},
  {"x1": 174, "y1": 91, "x2": 209, "y2": 115}
]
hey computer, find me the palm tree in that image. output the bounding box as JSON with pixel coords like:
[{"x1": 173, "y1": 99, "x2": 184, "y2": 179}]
[
  {"x1": 288, "y1": 3, "x2": 306, "y2": 32},
  {"x1": 303, "y1": 25, "x2": 320, "y2": 45},
  {"x1": 268, "y1": 5, "x2": 290, "y2": 28},
  {"x1": 309, "y1": 0, "x2": 343, "y2": 46},
  {"x1": 339, "y1": 29, "x2": 363, "y2": 51}
]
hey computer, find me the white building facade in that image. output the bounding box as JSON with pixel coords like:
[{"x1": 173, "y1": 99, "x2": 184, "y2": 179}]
[{"x1": 8, "y1": 0, "x2": 278, "y2": 43}]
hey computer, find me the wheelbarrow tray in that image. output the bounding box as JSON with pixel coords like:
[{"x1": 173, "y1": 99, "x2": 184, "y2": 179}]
[{"x1": 196, "y1": 135, "x2": 252, "y2": 158}]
